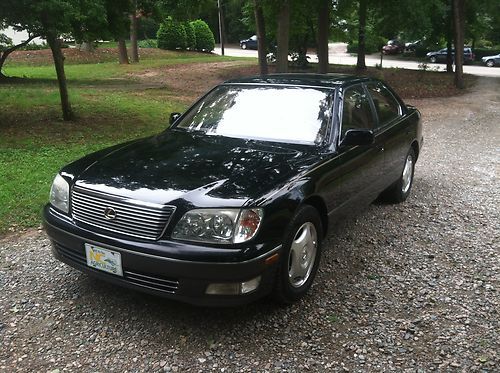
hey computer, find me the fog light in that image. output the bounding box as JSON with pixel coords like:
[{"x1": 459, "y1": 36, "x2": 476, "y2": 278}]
[
  {"x1": 205, "y1": 276, "x2": 261, "y2": 295},
  {"x1": 240, "y1": 276, "x2": 261, "y2": 294}
]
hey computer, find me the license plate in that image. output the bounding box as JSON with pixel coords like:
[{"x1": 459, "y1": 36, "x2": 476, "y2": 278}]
[{"x1": 85, "y1": 243, "x2": 123, "y2": 277}]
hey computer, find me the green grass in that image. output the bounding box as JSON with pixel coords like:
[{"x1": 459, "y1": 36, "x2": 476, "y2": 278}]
[{"x1": 0, "y1": 50, "x2": 253, "y2": 235}]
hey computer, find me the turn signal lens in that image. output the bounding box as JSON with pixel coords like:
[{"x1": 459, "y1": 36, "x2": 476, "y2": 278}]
[{"x1": 234, "y1": 208, "x2": 263, "y2": 243}]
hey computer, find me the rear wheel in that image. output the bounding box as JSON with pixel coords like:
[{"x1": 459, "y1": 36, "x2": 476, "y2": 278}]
[
  {"x1": 381, "y1": 148, "x2": 416, "y2": 203},
  {"x1": 486, "y1": 59, "x2": 495, "y2": 67},
  {"x1": 273, "y1": 205, "x2": 323, "y2": 304}
]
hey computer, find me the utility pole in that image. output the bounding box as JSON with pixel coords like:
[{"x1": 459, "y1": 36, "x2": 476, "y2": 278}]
[{"x1": 218, "y1": 0, "x2": 225, "y2": 55}]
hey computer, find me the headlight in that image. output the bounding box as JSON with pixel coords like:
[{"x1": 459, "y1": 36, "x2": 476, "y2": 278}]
[
  {"x1": 49, "y1": 174, "x2": 70, "y2": 213},
  {"x1": 172, "y1": 208, "x2": 263, "y2": 244}
]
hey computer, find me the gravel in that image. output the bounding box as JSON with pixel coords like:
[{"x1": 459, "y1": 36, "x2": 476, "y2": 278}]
[{"x1": 1, "y1": 77, "x2": 499, "y2": 372}]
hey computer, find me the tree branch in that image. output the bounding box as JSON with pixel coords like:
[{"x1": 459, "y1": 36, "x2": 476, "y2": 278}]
[{"x1": 1, "y1": 34, "x2": 40, "y2": 77}]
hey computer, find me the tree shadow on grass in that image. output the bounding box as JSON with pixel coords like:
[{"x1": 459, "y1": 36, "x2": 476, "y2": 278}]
[{"x1": 0, "y1": 75, "x2": 154, "y2": 90}]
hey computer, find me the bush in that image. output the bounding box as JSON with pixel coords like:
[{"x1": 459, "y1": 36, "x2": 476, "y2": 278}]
[
  {"x1": 184, "y1": 22, "x2": 196, "y2": 50},
  {"x1": 190, "y1": 19, "x2": 215, "y2": 52},
  {"x1": 21, "y1": 42, "x2": 50, "y2": 51},
  {"x1": 138, "y1": 39, "x2": 157, "y2": 48},
  {"x1": 157, "y1": 19, "x2": 187, "y2": 50}
]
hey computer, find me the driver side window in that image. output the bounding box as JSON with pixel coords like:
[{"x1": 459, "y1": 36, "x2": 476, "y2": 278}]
[{"x1": 341, "y1": 86, "x2": 373, "y2": 140}]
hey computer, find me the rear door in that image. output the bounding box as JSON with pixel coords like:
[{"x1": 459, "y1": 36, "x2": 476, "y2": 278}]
[{"x1": 365, "y1": 81, "x2": 410, "y2": 187}]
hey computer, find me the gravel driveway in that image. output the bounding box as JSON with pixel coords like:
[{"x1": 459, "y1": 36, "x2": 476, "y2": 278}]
[{"x1": 1, "y1": 77, "x2": 499, "y2": 372}]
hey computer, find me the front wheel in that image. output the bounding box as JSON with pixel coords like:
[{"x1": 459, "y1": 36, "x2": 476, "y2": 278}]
[
  {"x1": 429, "y1": 56, "x2": 437, "y2": 63},
  {"x1": 241, "y1": 43, "x2": 247, "y2": 50},
  {"x1": 381, "y1": 148, "x2": 416, "y2": 203},
  {"x1": 486, "y1": 59, "x2": 495, "y2": 67},
  {"x1": 273, "y1": 205, "x2": 323, "y2": 304}
]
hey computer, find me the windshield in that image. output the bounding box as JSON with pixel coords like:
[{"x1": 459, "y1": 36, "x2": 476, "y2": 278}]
[{"x1": 174, "y1": 85, "x2": 334, "y2": 145}]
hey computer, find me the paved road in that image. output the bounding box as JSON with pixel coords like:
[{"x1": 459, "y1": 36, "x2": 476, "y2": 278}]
[{"x1": 215, "y1": 43, "x2": 500, "y2": 78}]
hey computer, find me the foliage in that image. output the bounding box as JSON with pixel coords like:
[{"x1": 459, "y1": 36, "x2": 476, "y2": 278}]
[
  {"x1": 184, "y1": 21, "x2": 196, "y2": 50},
  {"x1": 191, "y1": 19, "x2": 215, "y2": 52},
  {"x1": 0, "y1": 34, "x2": 13, "y2": 51},
  {"x1": 138, "y1": 17, "x2": 160, "y2": 40},
  {"x1": 21, "y1": 42, "x2": 50, "y2": 50},
  {"x1": 138, "y1": 39, "x2": 158, "y2": 48},
  {"x1": 157, "y1": 18, "x2": 187, "y2": 50}
]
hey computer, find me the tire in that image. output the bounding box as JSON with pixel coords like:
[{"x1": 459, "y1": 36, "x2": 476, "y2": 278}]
[
  {"x1": 273, "y1": 205, "x2": 323, "y2": 304},
  {"x1": 486, "y1": 60, "x2": 494, "y2": 67},
  {"x1": 241, "y1": 43, "x2": 247, "y2": 50},
  {"x1": 429, "y1": 56, "x2": 437, "y2": 63},
  {"x1": 381, "y1": 148, "x2": 416, "y2": 204}
]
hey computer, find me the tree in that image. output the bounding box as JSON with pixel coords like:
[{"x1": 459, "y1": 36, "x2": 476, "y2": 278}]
[
  {"x1": 0, "y1": 31, "x2": 39, "y2": 78},
  {"x1": 317, "y1": 0, "x2": 330, "y2": 73},
  {"x1": 104, "y1": 0, "x2": 132, "y2": 64},
  {"x1": 276, "y1": 0, "x2": 290, "y2": 73},
  {"x1": 356, "y1": 0, "x2": 368, "y2": 70},
  {"x1": 452, "y1": 0, "x2": 465, "y2": 89},
  {"x1": 253, "y1": 0, "x2": 268, "y2": 75},
  {"x1": 0, "y1": 0, "x2": 110, "y2": 121}
]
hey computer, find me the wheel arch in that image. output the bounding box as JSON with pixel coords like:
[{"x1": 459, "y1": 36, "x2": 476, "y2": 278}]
[{"x1": 302, "y1": 195, "x2": 328, "y2": 238}]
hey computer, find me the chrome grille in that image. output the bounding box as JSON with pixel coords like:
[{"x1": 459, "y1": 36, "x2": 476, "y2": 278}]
[{"x1": 71, "y1": 187, "x2": 176, "y2": 240}]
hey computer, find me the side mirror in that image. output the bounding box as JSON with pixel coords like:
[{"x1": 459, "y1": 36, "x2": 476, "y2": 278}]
[
  {"x1": 341, "y1": 129, "x2": 374, "y2": 147},
  {"x1": 169, "y1": 112, "x2": 181, "y2": 125}
]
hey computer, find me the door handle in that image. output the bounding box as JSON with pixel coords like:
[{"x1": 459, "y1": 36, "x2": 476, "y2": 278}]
[{"x1": 379, "y1": 146, "x2": 385, "y2": 152}]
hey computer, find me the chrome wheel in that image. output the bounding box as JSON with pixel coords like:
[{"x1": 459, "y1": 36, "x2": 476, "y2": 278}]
[
  {"x1": 288, "y1": 222, "x2": 317, "y2": 288},
  {"x1": 402, "y1": 154, "x2": 414, "y2": 194},
  {"x1": 486, "y1": 60, "x2": 494, "y2": 67}
]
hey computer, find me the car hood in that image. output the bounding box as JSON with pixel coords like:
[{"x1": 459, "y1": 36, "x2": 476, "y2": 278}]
[{"x1": 73, "y1": 130, "x2": 321, "y2": 207}]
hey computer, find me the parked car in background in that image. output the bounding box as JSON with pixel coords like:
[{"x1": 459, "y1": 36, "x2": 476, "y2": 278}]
[
  {"x1": 239, "y1": 35, "x2": 258, "y2": 50},
  {"x1": 44, "y1": 74, "x2": 423, "y2": 306},
  {"x1": 426, "y1": 47, "x2": 475, "y2": 64},
  {"x1": 382, "y1": 39, "x2": 405, "y2": 54},
  {"x1": 404, "y1": 40, "x2": 422, "y2": 52},
  {"x1": 481, "y1": 53, "x2": 500, "y2": 67}
]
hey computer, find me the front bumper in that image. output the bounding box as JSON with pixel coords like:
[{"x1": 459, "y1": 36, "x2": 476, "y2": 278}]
[{"x1": 43, "y1": 205, "x2": 281, "y2": 306}]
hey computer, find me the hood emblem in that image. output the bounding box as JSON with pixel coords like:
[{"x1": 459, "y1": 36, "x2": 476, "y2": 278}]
[{"x1": 103, "y1": 207, "x2": 117, "y2": 220}]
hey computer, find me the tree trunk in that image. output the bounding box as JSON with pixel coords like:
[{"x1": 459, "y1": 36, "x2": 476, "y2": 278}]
[
  {"x1": 253, "y1": 0, "x2": 268, "y2": 75},
  {"x1": 356, "y1": 0, "x2": 368, "y2": 70},
  {"x1": 130, "y1": 1, "x2": 139, "y2": 63},
  {"x1": 118, "y1": 38, "x2": 129, "y2": 64},
  {"x1": 453, "y1": 0, "x2": 465, "y2": 89},
  {"x1": 317, "y1": 0, "x2": 330, "y2": 74},
  {"x1": 446, "y1": 5, "x2": 453, "y2": 73},
  {"x1": 47, "y1": 34, "x2": 74, "y2": 121},
  {"x1": 0, "y1": 35, "x2": 38, "y2": 78},
  {"x1": 79, "y1": 41, "x2": 94, "y2": 52},
  {"x1": 276, "y1": 0, "x2": 290, "y2": 73}
]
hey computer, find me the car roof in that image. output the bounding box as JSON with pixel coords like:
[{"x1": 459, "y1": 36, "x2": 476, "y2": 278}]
[{"x1": 223, "y1": 73, "x2": 371, "y2": 89}]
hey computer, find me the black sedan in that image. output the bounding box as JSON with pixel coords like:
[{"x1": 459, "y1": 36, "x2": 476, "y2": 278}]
[
  {"x1": 239, "y1": 35, "x2": 258, "y2": 50},
  {"x1": 44, "y1": 74, "x2": 423, "y2": 306}
]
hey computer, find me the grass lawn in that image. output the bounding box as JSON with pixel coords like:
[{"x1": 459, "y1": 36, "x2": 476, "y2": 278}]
[{"x1": 0, "y1": 47, "x2": 476, "y2": 236}]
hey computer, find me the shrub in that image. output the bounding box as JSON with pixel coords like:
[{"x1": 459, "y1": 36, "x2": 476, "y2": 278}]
[
  {"x1": 184, "y1": 22, "x2": 196, "y2": 50},
  {"x1": 157, "y1": 19, "x2": 187, "y2": 50},
  {"x1": 190, "y1": 19, "x2": 215, "y2": 52},
  {"x1": 138, "y1": 39, "x2": 157, "y2": 48}
]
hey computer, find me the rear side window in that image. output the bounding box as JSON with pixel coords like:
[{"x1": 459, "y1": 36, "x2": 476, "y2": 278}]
[
  {"x1": 341, "y1": 86, "x2": 373, "y2": 139},
  {"x1": 366, "y1": 83, "x2": 401, "y2": 126}
]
